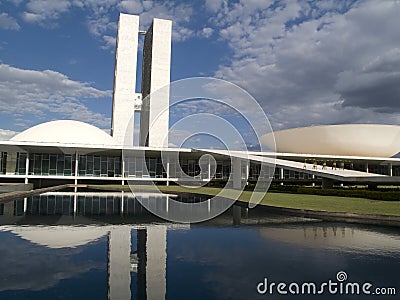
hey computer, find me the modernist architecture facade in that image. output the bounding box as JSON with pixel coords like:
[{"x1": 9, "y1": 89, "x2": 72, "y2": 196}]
[{"x1": 1, "y1": 13, "x2": 400, "y2": 190}]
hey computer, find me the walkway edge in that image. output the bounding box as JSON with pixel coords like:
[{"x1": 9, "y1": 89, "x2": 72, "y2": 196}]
[{"x1": 0, "y1": 184, "x2": 87, "y2": 203}]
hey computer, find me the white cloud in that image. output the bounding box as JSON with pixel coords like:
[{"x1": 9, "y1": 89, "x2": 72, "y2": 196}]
[
  {"x1": 204, "y1": 0, "x2": 226, "y2": 13},
  {"x1": 198, "y1": 27, "x2": 213, "y2": 38},
  {"x1": 136, "y1": 1, "x2": 194, "y2": 41},
  {"x1": 168, "y1": 129, "x2": 191, "y2": 148},
  {"x1": 0, "y1": 129, "x2": 18, "y2": 141},
  {"x1": 118, "y1": 0, "x2": 143, "y2": 14},
  {"x1": 102, "y1": 35, "x2": 117, "y2": 49},
  {"x1": 0, "y1": 64, "x2": 111, "y2": 129},
  {"x1": 73, "y1": 0, "x2": 120, "y2": 15},
  {"x1": 210, "y1": 0, "x2": 400, "y2": 130},
  {"x1": 13, "y1": 0, "x2": 196, "y2": 49},
  {"x1": 82, "y1": 0, "x2": 195, "y2": 48},
  {"x1": 22, "y1": 12, "x2": 47, "y2": 23},
  {"x1": 87, "y1": 16, "x2": 113, "y2": 37},
  {"x1": 5, "y1": 0, "x2": 24, "y2": 5},
  {"x1": 172, "y1": 25, "x2": 194, "y2": 42},
  {"x1": 0, "y1": 13, "x2": 20, "y2": 30},
  {"x1": 142, "y1": 0, "x2": 152, "y2": 10},
  {"x1": 22, "y1": 0, "x2": 71, "y2": 24}
]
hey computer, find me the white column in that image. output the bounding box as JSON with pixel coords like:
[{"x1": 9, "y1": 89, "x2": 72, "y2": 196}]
[
  {"x1": 280, "y1": 167, "x2": 284, "y2": 186},
  {"x1": 245, "y1": 161, "x2": 250, "y2": 183},
  {"x1": 25, "y1": 154, "x2": 29, "y2": 184},
  {"x1": 109, "y1": 226, "x2": 131, "y2": 300},
  {"x1": 388, "y1": 163, "x2": 393, "y2": 176},
  {"x1": 23, "y1": 197, "x2": 27, "y2": 214},
  {"x1": 208, "y1": 156, "x2": 211, "y2": 181},
  {"x1": 366, "y1": 163, "x2": 369, "y2": 173},
  {"x1": 73, "y1": 193, "x2": 77, "y2": 215},
  {"x1": 166, "y1": 157, "x2": 170, "y2": 186},
  {"x1": 122, "y1": 158, "x2": 125, "y2": 186},
  {"x1": 121, "y1": 190, "x2": 124, "y2": 214},
  {"x1": 74, "y1": 152, "x2": 78, "y2": 192}
]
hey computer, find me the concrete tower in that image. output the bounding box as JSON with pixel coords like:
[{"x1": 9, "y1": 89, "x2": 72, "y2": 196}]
[
  {"x1": 111, "y1": 13, "x2": 172, "y2": 148},
  {"x1": 111, "y1": 13, "x2": 139, "y2": 146},
  {"x1": 140, "y1": 18, "x2": 172, "y2": 147}
]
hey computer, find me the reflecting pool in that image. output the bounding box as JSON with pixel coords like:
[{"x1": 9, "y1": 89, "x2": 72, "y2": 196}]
[{"x1": 0, "y1": 192, "x2": 399, "y2": 299}]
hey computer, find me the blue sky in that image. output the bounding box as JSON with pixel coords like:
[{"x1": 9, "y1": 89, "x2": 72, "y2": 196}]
[{"x1": 1, "y1": 0, "x2": 400, "y2": 144}]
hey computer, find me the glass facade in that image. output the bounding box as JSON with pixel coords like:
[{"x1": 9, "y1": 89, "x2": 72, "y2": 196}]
[
  {"x1": 249, "y1": 162, "x2": 276, "y2": 181},
  {"x1": 215, "y1": 161, "x2": 231, "y2": 180},
  {"x1": 180, "y1": 159, "x2": 201, "y2": 178},
  {"x1": 125, "y1": 156, "x2": 166, "y2": 178},
  {"x1": 16, "y1": 153, "x2": 27, "y2": 175},
  {"x1": 393, "y1": 166, "x2": 400, "y2": 176},
  {"x1": 0, "y1": 150, "x2": 398, "y2": 182},
  {"x1": 29, "y1": 153, "x2": 74, "y2": 176},
  {"x1": 369, "y1": 165, "x2": 389, "y2": 175},
  {"x1": 78, "y1": 155, "x2": 121, "y2": 177},
  {"x1": 0, "y1": 152, "x2": 26, "y2": 175},
  {"x1": 282, "y1": 169, "x2": 315, "y2": 180},
  {"x1": 271, "y1": 167, "x2": 318, "y2": 180},
  {"x1": 0, "y1": 152, "x2": 6, "y2": 175}
]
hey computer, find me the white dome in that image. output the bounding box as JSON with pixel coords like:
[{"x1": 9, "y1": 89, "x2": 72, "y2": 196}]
[
  {"x1": 11, "y1": 120, "x2": 116, "y2": 146},
  {"x1": 261, "y1": 124, "x2": 400, "y2": 157}
]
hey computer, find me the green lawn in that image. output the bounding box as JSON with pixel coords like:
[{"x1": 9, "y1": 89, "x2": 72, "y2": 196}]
[{"x1": 87, "y1": 184, "x2": 400, "y2": 217}]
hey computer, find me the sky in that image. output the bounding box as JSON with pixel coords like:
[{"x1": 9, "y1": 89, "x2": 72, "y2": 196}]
[{"x1": 1, "y1": 0, "x2": 400, "y2": 145}]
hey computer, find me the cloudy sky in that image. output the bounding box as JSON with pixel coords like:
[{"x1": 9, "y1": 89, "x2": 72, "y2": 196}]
[{"x1": 1, "y1": 0, "x2": 400, "y2": 142}]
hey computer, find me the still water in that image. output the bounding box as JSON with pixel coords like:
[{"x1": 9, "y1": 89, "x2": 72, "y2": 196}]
[{"x1": 0, "y1": 192, "x2": 399, "y2": 300}]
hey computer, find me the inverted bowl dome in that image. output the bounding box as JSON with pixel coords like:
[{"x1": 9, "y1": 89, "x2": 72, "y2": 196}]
[
  {"x1": 8, "y1": 226, "x2": 107, "y2": 248},
  {"x1": 11, "y1": 120, "x2": 116, "y2": 146},
  {"x1": 261, "y1": 124, "x2": 400, "y2": 157}
]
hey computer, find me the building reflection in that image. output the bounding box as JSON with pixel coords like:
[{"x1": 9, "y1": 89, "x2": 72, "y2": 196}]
[
  {"x1": 258, "y1": 225, "x2": 400, "y2": 253},
  {"x1": 0, "y1": 224, "x2": 170, "y2": 300},
  {"x1": 0, "y1": 192, "x2": 190, "y2": 300},
  {"x1": 4, "y1": 193, "x2": 399, "y2": 299}
]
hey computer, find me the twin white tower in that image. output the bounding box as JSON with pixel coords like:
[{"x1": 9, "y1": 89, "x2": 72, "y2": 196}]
[{"x1": 111, "y1": 13, "x2": 172, "y2": 148}]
